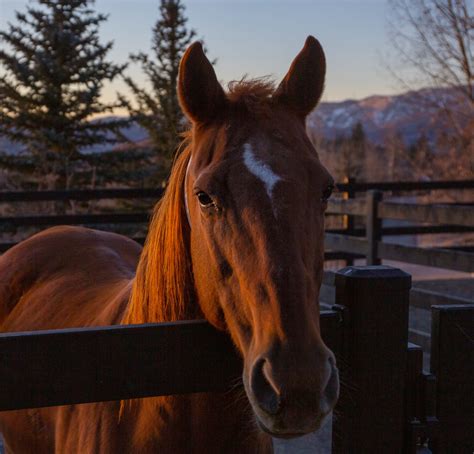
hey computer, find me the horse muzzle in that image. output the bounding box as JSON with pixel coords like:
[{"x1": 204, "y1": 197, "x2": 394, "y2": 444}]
[{"x1": 244, "y1": 347, "x2": 339, "y2": 438}]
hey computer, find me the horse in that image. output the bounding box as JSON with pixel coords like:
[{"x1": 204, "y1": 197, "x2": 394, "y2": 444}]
[{"x1": 0, "y1": 36, "x2": 339, "y2": 453}]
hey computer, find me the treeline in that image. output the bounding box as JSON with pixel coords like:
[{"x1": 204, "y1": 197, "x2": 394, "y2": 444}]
[
  {"x1": 0, "y1": 0, "x2": 197, "y2": 191},
  {"x1": 312, "y1": 121, "x2": 473, "y2": 190}
]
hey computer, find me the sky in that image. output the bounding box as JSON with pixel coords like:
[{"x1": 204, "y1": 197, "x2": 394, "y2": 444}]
[{"x1": 0, "y1": 0, "x2": 400, "y2": 105}]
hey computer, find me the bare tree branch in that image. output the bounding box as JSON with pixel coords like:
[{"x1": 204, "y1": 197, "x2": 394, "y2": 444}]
[{"x1": 387, "y1": 0, "x2": 473, "y2": 104}]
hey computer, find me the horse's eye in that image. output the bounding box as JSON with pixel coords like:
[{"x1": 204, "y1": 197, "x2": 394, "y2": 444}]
[
  {"x1": 322, "y1": 184, "x2": 334, "y2": 202},
  {"x1": 197, "y1": 191, "x2": 215, "y2": 208}
]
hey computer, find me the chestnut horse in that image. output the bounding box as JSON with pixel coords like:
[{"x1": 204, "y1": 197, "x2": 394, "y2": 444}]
[{"x1": 0, "y1": 36, "x2": 338, "y2": 453}]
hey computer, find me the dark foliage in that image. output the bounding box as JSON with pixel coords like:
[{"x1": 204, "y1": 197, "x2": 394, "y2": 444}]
[
  {"x1": 119, "y1": 0, "x2": 198, "y2": 168},
  {"x1": 0, "y1": 0, "x2": 127, "y2": 189}
]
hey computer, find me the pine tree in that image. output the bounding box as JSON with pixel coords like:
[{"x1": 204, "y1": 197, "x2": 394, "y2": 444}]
[
  {"x1": 349, "y1": 121, "x2": 366, "y2": 180},
  {"x1": 330, "y1": 122, "x2": 367, "y2": 182},
  {"x1": 0, "y1": 0, "x2": 126, "y2": 189},
  {"x1": 120, "y1": 0, "x2": 197, "y2": 165}
]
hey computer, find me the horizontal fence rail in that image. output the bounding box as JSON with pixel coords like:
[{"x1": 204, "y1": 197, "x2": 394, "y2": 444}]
[
  {"x1": 324, "y1": 233, "x2": 368, "y2": 256},
  {"x1": 379, "y1": 202, "x2": 474, "y2": 228},
  {"x1": 335, "y1": 179, "x2": 474, "y2": 193},
  {"x1": 325, "y1": 236, "x2": 474, "y2": 273},
  {"x1": 0, "y1": 320, "x2": 238, "y2": 411},
  {"x1": 328, "y1": 225, "x2": 474, "y2": 236},
  {"x1": 378, "y1": 242, "x2": 474, "y2": 273},
  {"x1": 410, "y1": 288, "x2": 473, "y2": 310},
  {"x1": 0, "y1": 212, "x2": 151, "y2": 227},
  {"x1": 0, "y1": 313, "x2": 341, "y2": 411},
  {"x1": 0, "y1": 188, "x2": 164, "y2": 202},
  {"x1": 327, "y1": 198, "x2": 367, "y2": 216}
]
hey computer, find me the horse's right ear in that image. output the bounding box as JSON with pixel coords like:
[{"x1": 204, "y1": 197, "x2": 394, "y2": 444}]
[{"x1": 178, "y1": 42, "x2": 227, "y2": 124}]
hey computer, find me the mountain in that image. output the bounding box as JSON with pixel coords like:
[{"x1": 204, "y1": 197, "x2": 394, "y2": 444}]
[
  {"x1": 307, "y1": 87, "x2": 470, "y2": 145},
  {"x1": 80, "y1": 117, "x2": 149, "y2": 154},
  {"x1": 0, "y1": 87, "x2": 469, "y2": 156},
  {"x1": 0, "y1": 117, "x2": 149, "y2": 156}
]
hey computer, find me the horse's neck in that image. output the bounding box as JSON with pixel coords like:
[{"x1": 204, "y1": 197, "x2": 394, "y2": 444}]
[{"x1": 123, "y1": 391, "x2": 272, "y2": 453}]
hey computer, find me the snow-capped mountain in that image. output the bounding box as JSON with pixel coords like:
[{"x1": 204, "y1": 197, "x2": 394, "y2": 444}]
[
  {"x1": 307, "y1": 87, "x2": 470, "y2": 144},
  {"x1": 0, "y1": 87, "x2": 469, "y2": 156},
  {"x1": 0, "y1": 117, "x2": 149, "y2": 156}
]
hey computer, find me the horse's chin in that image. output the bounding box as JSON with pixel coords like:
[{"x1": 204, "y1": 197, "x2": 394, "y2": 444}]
[
  {"x1": 255, "y1": 418, "x2": 307, "y2": 439},
  {"x1": 253, "y1": 411, "x2": 328, "y2": 440}
]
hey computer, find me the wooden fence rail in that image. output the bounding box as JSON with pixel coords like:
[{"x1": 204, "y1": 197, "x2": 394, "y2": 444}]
[
  {"x1": 378, "y1": 201, "x2": 474, "y2": 228},
  {"x1": 0, "y1": 188, "x2": 164, "y2": 202},
  {"x1": 0, "y1": 212, "x2": 151, "y2": 227},
  {"x1": 335, "y1": 179, "x2": 474, "y2": 193},
  {"x1": 0, "y1": 321, "x2": 240, "y2": 411},
  {"x1": 0, "y1": 313, "x2": 341, "y2": 412},
  {"x1": 378, "y1": 241, "x2": 474, "y2": 273}
]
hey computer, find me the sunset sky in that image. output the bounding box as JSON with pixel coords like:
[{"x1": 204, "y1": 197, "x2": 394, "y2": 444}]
[{"x1": 1, "y1": 0, "x2": 400, "y2": 104}]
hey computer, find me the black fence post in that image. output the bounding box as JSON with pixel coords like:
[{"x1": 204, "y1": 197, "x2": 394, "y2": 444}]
[
  {"x1": 430, "y1": 305, "x2": 474, "y2": 452},
  {"x1": 332, "y1": 265, "x2": 411, "y2": 453},
  {"x1": 366, "y1": 190, "x2": 383, "y2": 265}
]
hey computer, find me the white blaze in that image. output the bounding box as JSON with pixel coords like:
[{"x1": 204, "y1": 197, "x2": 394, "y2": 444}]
[{"x1": 243, "y1": 143, "x2": 282, "y2": 210}]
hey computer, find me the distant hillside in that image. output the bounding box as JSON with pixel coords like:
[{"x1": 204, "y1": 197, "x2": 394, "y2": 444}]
[
  {"x1": 0, "y1": 87, "x2": 469, "y2": 155},
  {"x1": 80, "y1": 118, "x2": 149, "y2": 154},
  {"x1": 0, "y1": 118, "x2": 149, "y2": 156},
  {"x1": 307, "y1": 87, "x2": 470, "y2": 145}
]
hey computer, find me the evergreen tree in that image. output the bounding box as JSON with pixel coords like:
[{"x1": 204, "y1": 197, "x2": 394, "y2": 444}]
[
  {"x1": 349, "y1": 121, "x2": 366, "y2": 180},
  {"x1": 351, "y1": 121, "x2": 366, "y2": 145},
  {"x1": 0, "y1": 0, "x2": 126, "y2": 189},
  {"x1": 331, "y1": 122, "x2": 367, "y2": 182},
  {"x1": 120, "y1": 0, "x2": 197, "y2": 165}
]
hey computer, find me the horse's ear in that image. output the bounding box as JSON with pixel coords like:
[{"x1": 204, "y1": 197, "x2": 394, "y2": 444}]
[
  {"x1": 274, "y1": 36, "x2": 326, "y2": 119},
  {"x1": 178, "y1": 42, "x2": 227, "y2": 124}
]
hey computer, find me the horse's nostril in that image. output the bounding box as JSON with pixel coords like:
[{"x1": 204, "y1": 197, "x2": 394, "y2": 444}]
[{"x1": 251, "y1": 358, "x2": 281, "y2": 415}]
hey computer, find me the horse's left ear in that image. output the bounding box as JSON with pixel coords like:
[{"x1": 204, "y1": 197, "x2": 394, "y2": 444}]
[{"x1": 274, "y1": 36, "x2": 326, "y2": 119}]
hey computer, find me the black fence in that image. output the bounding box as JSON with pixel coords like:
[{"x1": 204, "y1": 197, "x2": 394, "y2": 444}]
[
  {"x1": 0, "y1": 266, "x2": 472, "y2": 452},
  {"x1": 323, "y1": 188, "x2": 474, "y2": 353}
]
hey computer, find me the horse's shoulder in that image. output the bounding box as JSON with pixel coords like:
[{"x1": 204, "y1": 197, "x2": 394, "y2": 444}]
[{"x1": 0, "y1": 226, "x2": 141, "y2": 323}]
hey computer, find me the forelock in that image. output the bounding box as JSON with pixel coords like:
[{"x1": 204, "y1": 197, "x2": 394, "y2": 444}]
[{"x1": 226, "y1": 77, "x2": 276, "y2": 116}]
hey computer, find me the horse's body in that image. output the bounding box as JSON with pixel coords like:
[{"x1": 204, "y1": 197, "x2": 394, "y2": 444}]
[
  {"x1": 0, "y1": 227, "x2": 270, "y2": 453},
  {"x1": 0, "y1": 37, "x2": 338, "y2": 453}
]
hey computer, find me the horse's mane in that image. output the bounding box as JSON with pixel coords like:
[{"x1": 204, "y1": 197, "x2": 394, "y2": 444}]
[
  {"x1": 124, "y1": 77, "x2": 276, "y2": 326},
  {"x1": 124, "y1": 137, "x2": 194, "y2": 324}
]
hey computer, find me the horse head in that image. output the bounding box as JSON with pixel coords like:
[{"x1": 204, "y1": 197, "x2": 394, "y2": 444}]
[{"x1": 178, "y1": 36, "x2": 339, "y2": 438}]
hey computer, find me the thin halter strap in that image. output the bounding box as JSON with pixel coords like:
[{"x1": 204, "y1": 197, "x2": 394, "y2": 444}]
[{"x1": 184, "y1": 156, "x2": 193, "y2": 227}]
